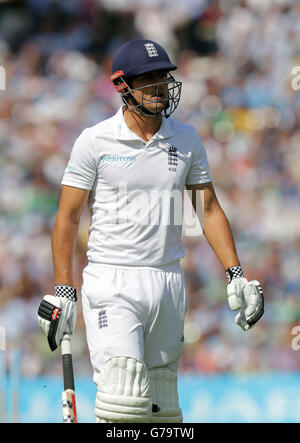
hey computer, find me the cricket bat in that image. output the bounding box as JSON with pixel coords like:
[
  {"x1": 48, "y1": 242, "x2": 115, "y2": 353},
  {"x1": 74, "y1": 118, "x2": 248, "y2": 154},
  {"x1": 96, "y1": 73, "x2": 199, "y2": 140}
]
[{"x1": 61, "y1": 331, "x2": 78, "y2": 423}]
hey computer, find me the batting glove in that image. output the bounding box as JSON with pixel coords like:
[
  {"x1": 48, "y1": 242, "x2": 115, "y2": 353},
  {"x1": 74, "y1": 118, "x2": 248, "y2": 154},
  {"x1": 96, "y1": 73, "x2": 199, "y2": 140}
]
[
  {"x1": 226, "y1": 266, "x2": 264, "y2": 331},
  {"x1": 38, "y1": 285, "x2": 77, "y2": 351}
]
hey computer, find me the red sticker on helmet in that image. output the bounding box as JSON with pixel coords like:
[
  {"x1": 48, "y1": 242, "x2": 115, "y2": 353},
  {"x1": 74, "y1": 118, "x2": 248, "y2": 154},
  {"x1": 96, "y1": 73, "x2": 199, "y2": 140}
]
[{"x1": 110, "y1": 70, "x2": 125, "y2": 81}]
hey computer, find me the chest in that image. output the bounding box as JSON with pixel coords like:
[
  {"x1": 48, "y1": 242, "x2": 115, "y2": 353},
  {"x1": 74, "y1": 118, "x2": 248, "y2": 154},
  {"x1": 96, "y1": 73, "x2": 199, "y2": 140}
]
[{"x1": 97, "y1": 140, "x2": 191, "y2": 192}]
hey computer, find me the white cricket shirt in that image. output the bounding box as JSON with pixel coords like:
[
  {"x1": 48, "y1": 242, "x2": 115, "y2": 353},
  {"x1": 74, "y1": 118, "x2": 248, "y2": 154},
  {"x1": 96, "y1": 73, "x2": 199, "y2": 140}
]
[{"x1": 61, "y1": 106, "x2": 211, "y2": 266}]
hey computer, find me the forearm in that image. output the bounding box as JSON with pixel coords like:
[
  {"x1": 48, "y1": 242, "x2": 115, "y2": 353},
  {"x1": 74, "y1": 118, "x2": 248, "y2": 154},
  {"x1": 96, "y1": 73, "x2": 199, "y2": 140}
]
[
  {"x1": 52, "y1": 216, "x2": 79, "y2": 286},
  {"x1": 203, "y1": 208, "x2": 240, "y2": 271}
]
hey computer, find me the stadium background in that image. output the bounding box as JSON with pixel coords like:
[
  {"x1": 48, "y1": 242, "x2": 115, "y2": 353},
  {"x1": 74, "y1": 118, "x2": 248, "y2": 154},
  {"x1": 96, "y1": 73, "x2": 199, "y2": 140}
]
[{"x1": 0, "y1": 0, "x2": 300, "y2": 423}]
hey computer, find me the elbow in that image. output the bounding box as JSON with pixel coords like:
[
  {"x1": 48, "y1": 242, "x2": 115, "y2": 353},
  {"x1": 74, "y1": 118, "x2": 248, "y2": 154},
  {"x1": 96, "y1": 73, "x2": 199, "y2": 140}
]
[
  {"x1": 54, "y1": 210, "x2": 81, "y2": 228},
  {"x1": 204, "y1": 204, "x2": 224, "y2": 218}
]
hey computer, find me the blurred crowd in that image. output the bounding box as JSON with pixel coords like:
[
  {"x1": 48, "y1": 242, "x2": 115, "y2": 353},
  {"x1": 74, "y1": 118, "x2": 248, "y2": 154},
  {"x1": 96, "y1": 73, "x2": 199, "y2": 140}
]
[{"x1": 0, "y1": 0, "x2": 300, "y2": 378}]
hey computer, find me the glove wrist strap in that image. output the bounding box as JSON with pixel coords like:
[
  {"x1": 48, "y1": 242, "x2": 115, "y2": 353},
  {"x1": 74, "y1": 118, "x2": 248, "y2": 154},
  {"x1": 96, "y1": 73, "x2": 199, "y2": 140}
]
[
  {"x1": 225, "y1": 266, "x2": 244, "y2": 283},
  {"x1": 55, "y1": 285, "x2": 77, "y2": 302}
]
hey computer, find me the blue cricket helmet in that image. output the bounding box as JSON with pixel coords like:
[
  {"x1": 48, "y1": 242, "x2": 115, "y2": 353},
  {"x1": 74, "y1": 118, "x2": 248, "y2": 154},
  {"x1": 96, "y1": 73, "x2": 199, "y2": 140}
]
[
  {"x1": 110, "y1": 39, "x2": 182, "y2": 118},
  {"x1": 111, "y1": 39, "x2": 177, "y2": 79}
]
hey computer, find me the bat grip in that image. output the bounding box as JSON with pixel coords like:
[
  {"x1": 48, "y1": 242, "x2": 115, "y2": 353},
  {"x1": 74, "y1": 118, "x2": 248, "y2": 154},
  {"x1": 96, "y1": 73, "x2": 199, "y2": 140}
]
[{"x1": 61, "y1": 333, "x2": 75, "y2": 391}]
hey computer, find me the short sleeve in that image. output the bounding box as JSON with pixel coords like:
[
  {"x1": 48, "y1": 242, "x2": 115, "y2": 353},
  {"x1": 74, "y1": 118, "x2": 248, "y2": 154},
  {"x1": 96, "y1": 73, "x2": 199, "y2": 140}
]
[
  {"x1": 185, "y1": 130, "x2": 211, "y2": 185},
  {"x1": 61, "y1": 129, "x2": 96, "y2": 190}
]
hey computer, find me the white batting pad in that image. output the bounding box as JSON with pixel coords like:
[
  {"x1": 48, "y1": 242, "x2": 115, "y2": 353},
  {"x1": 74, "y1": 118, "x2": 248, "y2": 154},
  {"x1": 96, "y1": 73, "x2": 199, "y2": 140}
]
[
  {"x1": 95, "y1": 356, "x2": 152, "y2": 423},
  {"x1": 149, "y1": 367, "x2": 183, "y2": 423}
]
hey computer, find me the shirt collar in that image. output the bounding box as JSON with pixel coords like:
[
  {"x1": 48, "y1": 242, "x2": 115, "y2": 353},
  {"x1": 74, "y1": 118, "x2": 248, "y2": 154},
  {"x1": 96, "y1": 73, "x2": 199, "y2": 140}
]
[{"x1": 114, "y1": 106, "x2": 175, "y2": 142}]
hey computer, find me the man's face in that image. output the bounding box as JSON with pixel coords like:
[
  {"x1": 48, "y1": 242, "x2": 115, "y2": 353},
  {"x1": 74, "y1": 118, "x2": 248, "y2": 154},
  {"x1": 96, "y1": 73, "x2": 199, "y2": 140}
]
[{"x1": 129, "y1": 70, "x2": 169, "y2": 114}]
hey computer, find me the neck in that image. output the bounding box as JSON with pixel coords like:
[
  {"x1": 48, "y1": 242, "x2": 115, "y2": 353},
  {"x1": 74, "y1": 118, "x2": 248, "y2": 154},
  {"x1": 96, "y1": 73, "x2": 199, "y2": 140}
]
[{"x1": 123, "y1": 107, "x2": 162, "y2": 143}]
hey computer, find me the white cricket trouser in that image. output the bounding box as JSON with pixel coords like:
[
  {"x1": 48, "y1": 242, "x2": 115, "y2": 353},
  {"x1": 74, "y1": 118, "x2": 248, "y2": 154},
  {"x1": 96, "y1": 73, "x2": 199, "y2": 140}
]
[{"x1": 81, "y1": 260, "x2": 188, "y2": 385}]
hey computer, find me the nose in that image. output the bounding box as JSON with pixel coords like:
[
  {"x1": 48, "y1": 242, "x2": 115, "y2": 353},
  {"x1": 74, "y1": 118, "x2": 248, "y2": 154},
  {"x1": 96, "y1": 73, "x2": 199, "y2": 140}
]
[
  {"x1": 150, "y1": 84, "x2": 166, "y2": 98},
  {"x1": 152, "y1": 79, "x2": 168, "y2": 94}
]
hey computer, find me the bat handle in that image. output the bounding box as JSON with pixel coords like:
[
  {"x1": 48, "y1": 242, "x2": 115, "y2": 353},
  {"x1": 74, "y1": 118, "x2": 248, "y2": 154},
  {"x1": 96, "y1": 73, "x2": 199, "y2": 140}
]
[{"x1": 61, "y1": 332, "x2": 75, "y2": 392}]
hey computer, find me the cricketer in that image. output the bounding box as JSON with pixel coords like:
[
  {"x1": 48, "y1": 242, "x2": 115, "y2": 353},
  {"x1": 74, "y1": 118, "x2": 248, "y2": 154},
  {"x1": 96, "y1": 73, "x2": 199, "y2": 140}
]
[{"x1": 38, "y1": 39, "x2": 264, "y2": 423}]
